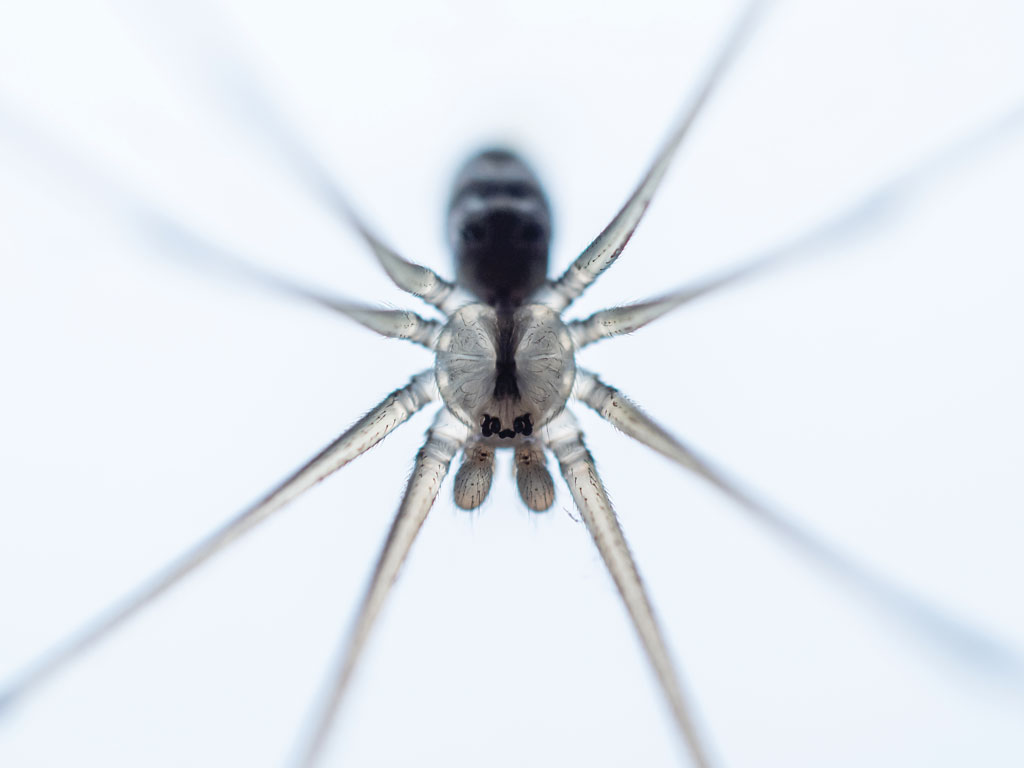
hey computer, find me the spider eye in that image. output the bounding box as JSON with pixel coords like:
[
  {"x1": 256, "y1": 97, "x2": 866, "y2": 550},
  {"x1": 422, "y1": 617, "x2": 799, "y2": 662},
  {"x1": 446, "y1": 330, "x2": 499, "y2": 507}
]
[
  {"x1": 520, "y1": 221, "x2": 544, "y2": 243},
  {"x1": 461, "y1": 222, "x2": 487, "y2": 244}
]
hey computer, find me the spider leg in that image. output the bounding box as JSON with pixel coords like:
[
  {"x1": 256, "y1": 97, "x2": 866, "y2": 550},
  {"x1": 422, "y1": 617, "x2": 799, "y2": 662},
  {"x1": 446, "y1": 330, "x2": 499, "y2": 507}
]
[
  {"x1": 293, "y1": 408, "x2": 469, "y2": 768},
  {"x1": 142, "y1": 210, "x2": 444, "y2": 346},
  {"x1": 573, "y1": 369, "x2": 1024, "y2": 680},
  {"x1": 531, "y1": 0, "x2": 767, "y2": 313},
  {"x1": 0, "y1": 371, "x2": 438, "y2": 718},
  {"x1": 126, "y1": 2, "x2": 459, "y2": 313},
  {"x1": 0, "y1": 106, "x2": 442, "y2": 348},
  {"x1": 544, "y1": 410, "x2": 713, "y2": 768},
  {"x1": 568, "y1": 99, "x2": 1024, "y2": 348}
]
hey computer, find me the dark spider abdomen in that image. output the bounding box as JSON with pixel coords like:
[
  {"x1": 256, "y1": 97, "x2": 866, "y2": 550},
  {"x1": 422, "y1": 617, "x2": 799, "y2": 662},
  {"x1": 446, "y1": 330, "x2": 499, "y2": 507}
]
[{"x1": 447, "y1": 149, "x2": 551, "y2": 307}]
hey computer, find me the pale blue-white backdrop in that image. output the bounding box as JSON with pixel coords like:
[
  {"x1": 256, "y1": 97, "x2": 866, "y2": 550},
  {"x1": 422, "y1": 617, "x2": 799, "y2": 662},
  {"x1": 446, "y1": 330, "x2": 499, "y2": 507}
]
[{"x1": 1, "y1": 1, "x2": 1023, "y2": 766}]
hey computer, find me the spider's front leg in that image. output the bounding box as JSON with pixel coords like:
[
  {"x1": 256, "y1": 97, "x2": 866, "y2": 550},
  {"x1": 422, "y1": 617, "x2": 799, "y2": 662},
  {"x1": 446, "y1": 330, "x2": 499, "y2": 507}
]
[{"x1": 544, "y1": 410, "x2": 713, "y2": 768}]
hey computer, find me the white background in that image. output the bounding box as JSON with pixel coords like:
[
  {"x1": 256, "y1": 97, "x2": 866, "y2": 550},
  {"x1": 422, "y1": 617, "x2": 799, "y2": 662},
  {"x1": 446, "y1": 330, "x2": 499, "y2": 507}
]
[{"x1": 1, "y1": 1, "x2": 1023, "y2": 766}]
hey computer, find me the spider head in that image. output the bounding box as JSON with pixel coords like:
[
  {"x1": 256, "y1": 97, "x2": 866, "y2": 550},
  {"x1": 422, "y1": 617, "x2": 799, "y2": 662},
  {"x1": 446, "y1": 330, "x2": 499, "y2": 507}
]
[
  {"x1": 434, "y1": 303, "x2": 575, "y2": 446},
  {"x1": 447, "y1": 149, "x2": 551, "y2": 307}
]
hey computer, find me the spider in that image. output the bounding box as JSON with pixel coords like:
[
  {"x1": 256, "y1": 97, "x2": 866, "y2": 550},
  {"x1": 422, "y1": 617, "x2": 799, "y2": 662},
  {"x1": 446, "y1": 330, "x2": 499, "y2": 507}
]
[{"x1": 2, "y1": 1, "x2": 1024, "y2": 766}]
